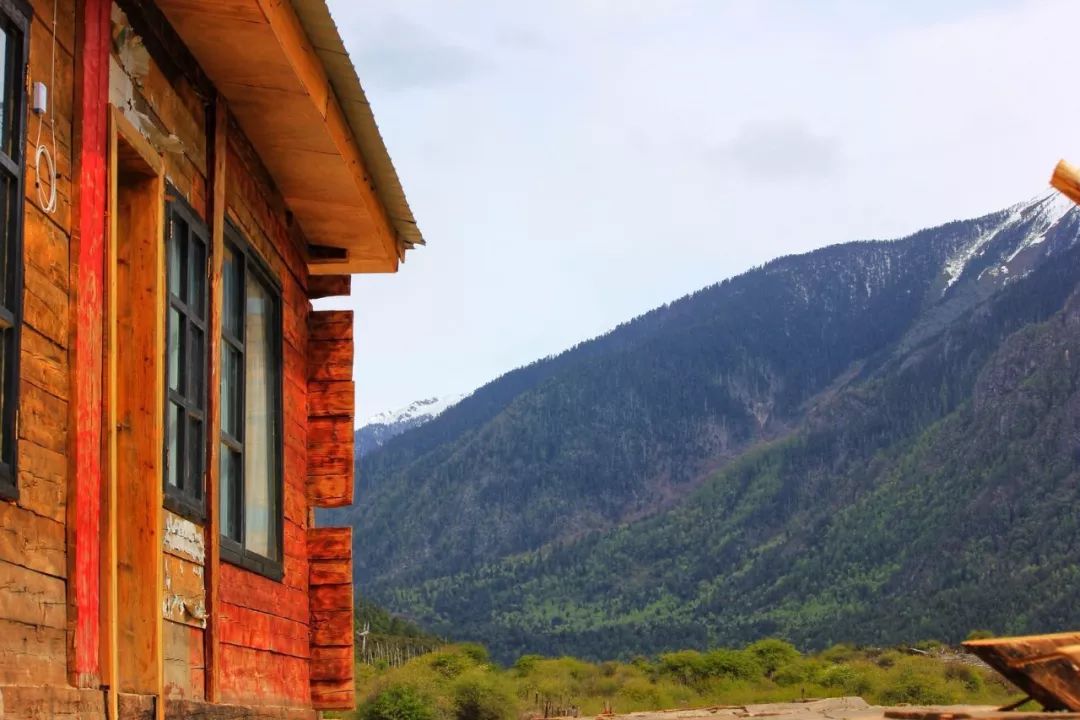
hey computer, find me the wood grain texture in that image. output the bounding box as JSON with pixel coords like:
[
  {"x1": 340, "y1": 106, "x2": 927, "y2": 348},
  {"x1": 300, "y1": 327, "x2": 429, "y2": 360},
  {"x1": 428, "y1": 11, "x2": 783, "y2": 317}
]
[
  {"x1": 307, "y1": 527, "x2": 354, "y2": 710},
  {"x1": 70, "y1": 0, "x2": 111, "y2": 686}
]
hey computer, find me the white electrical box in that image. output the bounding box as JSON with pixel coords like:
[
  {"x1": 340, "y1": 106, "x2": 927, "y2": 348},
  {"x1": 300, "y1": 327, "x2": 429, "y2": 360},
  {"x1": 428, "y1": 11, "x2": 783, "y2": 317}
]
[{"x1": 32, "y1": 82, "x2": 47, "y2": 115}]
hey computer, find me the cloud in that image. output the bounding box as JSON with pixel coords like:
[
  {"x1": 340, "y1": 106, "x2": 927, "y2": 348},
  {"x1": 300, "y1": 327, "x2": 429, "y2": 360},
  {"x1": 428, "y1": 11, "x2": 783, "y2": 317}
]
[
  {"x1": 340, "y1": 12, "x2": 485, "y2": 91},
  {"x1": 709, "y1": 121, "x2": 843, "y2": 182}
]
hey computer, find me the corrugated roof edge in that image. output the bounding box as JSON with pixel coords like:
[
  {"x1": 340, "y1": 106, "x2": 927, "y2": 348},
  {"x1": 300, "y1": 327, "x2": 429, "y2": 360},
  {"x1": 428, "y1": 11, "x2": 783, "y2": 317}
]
[{"x1": 290, "y1": 0, "x2": 425, "y2": 256}]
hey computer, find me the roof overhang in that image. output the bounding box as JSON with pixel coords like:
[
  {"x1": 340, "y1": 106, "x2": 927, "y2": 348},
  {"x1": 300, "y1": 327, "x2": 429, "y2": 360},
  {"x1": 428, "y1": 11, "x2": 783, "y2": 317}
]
[{"x1": 155, "y1": 0, "x2": 423, "y2": 275}]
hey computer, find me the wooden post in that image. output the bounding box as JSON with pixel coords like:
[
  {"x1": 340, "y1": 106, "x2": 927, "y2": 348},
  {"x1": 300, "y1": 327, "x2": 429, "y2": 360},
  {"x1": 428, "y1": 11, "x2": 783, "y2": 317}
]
[
  {"x1": 204, "y1": 93, "x2": 228, "y2": 704},
  {"x1": 69, "y1": 0, "x2": 110, "y2": 689},
  {"x1": 1050, "y1": 159, "x2": 1080, "y2": 207}
]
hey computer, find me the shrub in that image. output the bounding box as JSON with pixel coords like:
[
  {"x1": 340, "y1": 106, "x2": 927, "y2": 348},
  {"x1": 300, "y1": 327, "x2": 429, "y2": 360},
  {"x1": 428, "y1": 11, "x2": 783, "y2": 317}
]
[
  {"x1": 944, "y1": 663, "x2": 984, "y2": 693},
  {"x1": 459, "y1": 644, "x2": 491, "y2": 666},
  {"x1": 966, "y1": 629, "x2": 995, "y2": 641},
  {"x1": 513, "y1": 655, "x2": 542, "y2": 675},
  {"x1": 360, "y1": 685, "x2": 436, "y2": 720},
  {"x1": 878, "y1": 662, "x2": 953, "y2": 705},
  {"x1": 746, "y1": 639, "x2": 801, "y2": 677},
  {"x1": 452, "y1": 673, "x2": 518, "y2": 720},
  {"x1": 704, "y1": 649, "x2": 762, "y2": 681},
  {"x1": 658, "y1": 650, "x2": 709, "y2": 685},
  {"x1": 431, "y1": 652, "x2": 468, "y2": 679}
]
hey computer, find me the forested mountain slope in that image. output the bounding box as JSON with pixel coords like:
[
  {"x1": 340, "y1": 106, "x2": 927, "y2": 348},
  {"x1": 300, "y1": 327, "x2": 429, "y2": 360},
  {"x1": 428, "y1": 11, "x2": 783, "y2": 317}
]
[{"x1": 327, "y1": 193, "x2": 1080, "y2": 661}]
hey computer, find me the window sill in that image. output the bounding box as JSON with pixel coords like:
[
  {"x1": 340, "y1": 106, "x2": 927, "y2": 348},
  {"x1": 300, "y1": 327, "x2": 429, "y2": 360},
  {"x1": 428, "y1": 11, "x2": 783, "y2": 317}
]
[
  {"x1": 220, "y1": 541, "x2": 284, "y2": 582},
  {"x1": 163, "y1": 491, "x2": 206, "y2": 525}
]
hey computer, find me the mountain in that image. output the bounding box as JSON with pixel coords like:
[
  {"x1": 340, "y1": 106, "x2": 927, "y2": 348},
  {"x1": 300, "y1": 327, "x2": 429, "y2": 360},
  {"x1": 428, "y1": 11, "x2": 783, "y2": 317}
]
[
  {"x1": 326, "y1": 192, "x2": 1080, "y2": 662},
  {"x1": 357, "y1": 395, "x2": 465, "y2": 457}
]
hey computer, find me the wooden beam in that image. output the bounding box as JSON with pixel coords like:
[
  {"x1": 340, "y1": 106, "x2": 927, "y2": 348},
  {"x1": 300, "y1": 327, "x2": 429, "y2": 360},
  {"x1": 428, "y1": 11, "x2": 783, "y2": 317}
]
[
  {"x1": 254, "y1": 0, "x2": 400, "y2": 270},
  {"x1": 110, "y1": 109, "x2": 166, "y2": 719},
  {"x1": 203, "y1": 94, "x2": 228, "y2": 704},
  {"x1": 102, "y1": 106, "x2": 120, "y2": 720},
  {"x1": 307, "y1": 527, "x2": 355, "y2": 711},
  {"x1": 69, "y1": 0, "x2": 110, "y2": 689},
  {"x1": 306, "y1": 274, "x2": 350, "y2": 299},
  {"x1": 1050, "y1": 159, "x2": 1080, "y2": 207}
]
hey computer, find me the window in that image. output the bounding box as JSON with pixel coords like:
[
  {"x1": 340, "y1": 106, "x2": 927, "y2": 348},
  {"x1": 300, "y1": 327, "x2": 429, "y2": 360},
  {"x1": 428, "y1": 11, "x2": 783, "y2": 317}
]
[
  {"x1": 163, "y1": 192, "x2": 209, "y2": 519},
  {"x1": 220, "y1": 226, "x2": 283, "y2": 579},
  {"x1": 0, "y1": 0, "x2": 29, "y2": 502}
]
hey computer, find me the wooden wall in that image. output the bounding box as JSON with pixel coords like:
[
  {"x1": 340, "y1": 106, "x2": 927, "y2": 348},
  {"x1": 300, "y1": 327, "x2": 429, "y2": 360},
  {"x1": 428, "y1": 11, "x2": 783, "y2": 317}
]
[
  {"x1": 217, "y1": 103, "x2": 314, "y2": 709},
  {"x1": 109, "y1": 1, "x2": 315, "y2": 708},
  {"x1": 0, "y1": 0, "x2": 76, "y2": 691},
  {"x1": 1, "y1": 1, "x2": 359, "y2": 714}
]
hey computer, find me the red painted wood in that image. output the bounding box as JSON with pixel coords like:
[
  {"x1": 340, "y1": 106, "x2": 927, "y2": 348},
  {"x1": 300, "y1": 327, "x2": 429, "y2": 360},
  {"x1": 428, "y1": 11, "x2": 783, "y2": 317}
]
[{"x1": 70, "y1": 0, "x2": 111, "y2": 686}]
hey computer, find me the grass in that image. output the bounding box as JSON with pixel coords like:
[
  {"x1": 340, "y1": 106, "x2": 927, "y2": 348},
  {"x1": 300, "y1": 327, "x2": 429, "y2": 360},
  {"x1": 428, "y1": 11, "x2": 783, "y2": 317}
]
[{"x1": 340, "y1": 640, "x2": 1022, "y2": 720}]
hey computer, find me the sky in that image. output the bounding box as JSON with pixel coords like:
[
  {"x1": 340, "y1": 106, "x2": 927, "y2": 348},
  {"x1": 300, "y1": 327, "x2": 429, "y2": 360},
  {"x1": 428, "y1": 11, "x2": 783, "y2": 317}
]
[{"x1": 319, "y1": 0, "x2": 1080, "y2": 424}]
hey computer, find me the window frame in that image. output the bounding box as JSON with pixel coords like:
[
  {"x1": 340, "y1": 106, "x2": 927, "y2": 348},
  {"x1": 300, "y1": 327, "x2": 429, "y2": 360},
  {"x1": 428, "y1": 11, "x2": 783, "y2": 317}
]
[
  {"x1": 0, "y1": 0, "x2": 31, "y2": 502},
  {"x1": 219, "y1": 223, "x2": 284, "y2": 581},
  {"x1": 162, "y1": 188, "x2": 210, "y2": 521}
]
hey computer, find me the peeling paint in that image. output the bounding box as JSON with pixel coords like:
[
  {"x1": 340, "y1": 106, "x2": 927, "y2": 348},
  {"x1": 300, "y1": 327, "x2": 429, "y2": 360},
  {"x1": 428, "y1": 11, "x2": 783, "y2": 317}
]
[{"x1": 163, "y1": 513, "x2": 205, "y2": 564}]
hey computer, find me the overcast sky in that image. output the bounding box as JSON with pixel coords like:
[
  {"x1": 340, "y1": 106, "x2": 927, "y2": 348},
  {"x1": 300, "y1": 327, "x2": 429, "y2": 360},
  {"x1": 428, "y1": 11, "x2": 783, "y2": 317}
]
[{"x1": 320, "y1": 0, "x2": 1080, "y2": 423}]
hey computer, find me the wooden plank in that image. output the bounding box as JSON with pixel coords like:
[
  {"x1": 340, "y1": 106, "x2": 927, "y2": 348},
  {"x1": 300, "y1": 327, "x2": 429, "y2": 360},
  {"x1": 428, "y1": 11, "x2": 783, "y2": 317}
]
[
  {"x1": 111, "y1": 115, "x2": 166, "y2": 708},
  {"x1": 17, "y1": 439, "x2": 66, "y2": 524},
  {"x1": 205, "y1": 92, "x2": 228, "y2": 705},
  {"x1": 308, "y1": 310, "x2": 353, "y2": 341},
  {"x1": 966, "y1": 633, "x2": 1080, "y2": 710},
  {"x1": 218, "y1": 642, "x2": 311, "y2": 707},
  {"x1": 307, "y1": 416, "x2": 353, "y2": 445},
  {"x1": 218, "y1": 603, "x2": 310, "y2": 659},
  {"x1": 307, "y1": 274, "x2": 350, "y2": 299},
  {"x1": 69, "y1": 0, "x2": 110, "y2": 686},
  {"x1": 1051, "y1": 160, "x2": 1080, "y2": 207},
  {"x1": 218, "y1": 565, "x2": 309, "y2": 624},
  {"x1": 307, "y1": 380, "x2": 353, "y2": 417},
  {"x1": 307, "y1": 340, "x2": 352, "y2": 381},
  {"x1": 0, "y1": 617, "x2": 68, "y2": 686},
  {"x1": 306, "y1": 474, "x2": 353, "y2": 508},
  {"x1": 0, "y1": 557, "x2": 67, "y2": 629},
  {"x1": 306, "y1": 527, "x2": 350, "y2": 561},
  {"x1": 310, "y1": 678, "x2": 355, "y2": 711},
  {"x1": 20, "y1": 324, "x2": 68, "y2": 400},
  {"x1": 309, "y1": 583, "x2": 352, "y2": 613},
  {"x1": 0, "y1": 500, "x2": 66, "y2": 578},
  {"x1": 306, "y1": 444, "x2": 352, "y2": 476},
  {"x1": 163, "y1": 553, "x2": 207, "y2": 628},
  {"x1": 18, "y1": 378, "x2": 68, "y2": 454},
  {"x1": 164, "y1": 620, "x2": 206, "y2": 701},
  {"x1": 102, "y1": 95, "x2": 121, "y2": 714}
]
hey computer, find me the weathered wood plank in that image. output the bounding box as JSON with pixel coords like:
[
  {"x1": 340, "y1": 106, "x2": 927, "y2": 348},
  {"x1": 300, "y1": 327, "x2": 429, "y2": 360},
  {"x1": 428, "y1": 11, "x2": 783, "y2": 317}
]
[
  {"x1": 0, "y1": 617, "x2": 68, "y2": 686},
  {"x1": 0, "y1": 500, "x2": 66, "y2": 578},
  {"x1": 308, "y1": 380, "x2": 353, "y2": 417},
  {"x1": 164, "y1": 620, "x2": 206, "y2": 701},
  {"x1": 307, "y1": 274, "x2": 350, "y2": 299},
  {"x1": 307, "y1": 527, "x2": 351, "y2": 561},
  {"x1": 163, "y1": 553, "x2": 207, "y2": 628},
  {"x1": 0, "y1": 557, "x2": 67, "y2": 629}
]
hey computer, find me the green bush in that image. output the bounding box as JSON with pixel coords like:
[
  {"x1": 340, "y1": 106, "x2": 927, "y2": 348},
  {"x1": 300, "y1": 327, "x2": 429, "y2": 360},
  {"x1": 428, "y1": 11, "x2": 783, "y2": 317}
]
[
  {"x1": 658, "y1": 650, "x2": 709, "y2": 685},
  {"x1": 704, "y1": 649, "x2": 762, "y2": 681},
  {"x1": 431, "y1": 652, "x2": 468, "y2": 679},
  {"x1": 746, "y1": 639, "x2": 800, "y2": 677},
  {"x1": 966, "y1": 629, "x2": 995, "y2": 641},
  {"x1": 878, "y1": 661, "x2": 953, "y2": 705},
  {"x1": 359, "y1": 685, "x2": 436, "y2": 720},
  {"x1": 459, "y1": 643, "x2": 491, "y2": 665},
  {"x1": 452, "y1": 674, "x2": 518, "y2": 720},
  {"x1": 944, "y1": 663, "x2": 984, "y2": 693}
]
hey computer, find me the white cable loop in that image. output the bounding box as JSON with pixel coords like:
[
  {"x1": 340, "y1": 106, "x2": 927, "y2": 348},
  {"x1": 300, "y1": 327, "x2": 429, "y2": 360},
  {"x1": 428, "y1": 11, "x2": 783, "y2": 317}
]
[{"x1": 33, "y1": 0, "x2": 58, "y2": 214}]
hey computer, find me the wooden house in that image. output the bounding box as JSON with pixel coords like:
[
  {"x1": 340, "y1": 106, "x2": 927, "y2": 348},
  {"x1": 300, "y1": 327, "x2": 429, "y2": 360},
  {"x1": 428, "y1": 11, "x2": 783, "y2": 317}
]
[{"x1": 0, "y1": 0, "x2": 422, "y2": 717}]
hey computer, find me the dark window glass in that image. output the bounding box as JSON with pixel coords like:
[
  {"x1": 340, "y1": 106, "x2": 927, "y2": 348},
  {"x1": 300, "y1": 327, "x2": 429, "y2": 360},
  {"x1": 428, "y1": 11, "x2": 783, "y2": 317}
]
[
  {"x1": 219, "y1": 227, "x2": 283, "y2": 579},
  {"x1": 0, "y1": 2, "x2": 28, "y2": 502},
  {"x1": 163, "y1": 191, "x2": 209, "y2": 519}
]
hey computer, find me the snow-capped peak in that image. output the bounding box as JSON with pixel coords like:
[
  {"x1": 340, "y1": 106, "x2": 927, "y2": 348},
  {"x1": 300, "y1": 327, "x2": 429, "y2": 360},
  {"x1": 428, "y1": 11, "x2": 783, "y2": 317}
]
[
  {"x1": 365, "y1": 394, "x2": 466, "y2": 427},
  {"x1": 942, "y1": 190, "x2": 1077, "y2": 290}
]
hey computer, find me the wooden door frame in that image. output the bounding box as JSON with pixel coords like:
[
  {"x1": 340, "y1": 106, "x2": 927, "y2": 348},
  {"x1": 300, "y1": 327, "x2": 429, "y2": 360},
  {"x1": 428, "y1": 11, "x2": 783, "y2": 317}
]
[{"x1": 104, "y1": 105, "x2": 166, "y2": 720}]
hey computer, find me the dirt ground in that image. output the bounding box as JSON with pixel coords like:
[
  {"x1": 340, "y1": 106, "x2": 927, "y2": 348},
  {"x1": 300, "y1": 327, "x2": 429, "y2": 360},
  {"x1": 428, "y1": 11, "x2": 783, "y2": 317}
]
[{"x1": 569, "y1": 697, "x2": 1001, "y2": 720}]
